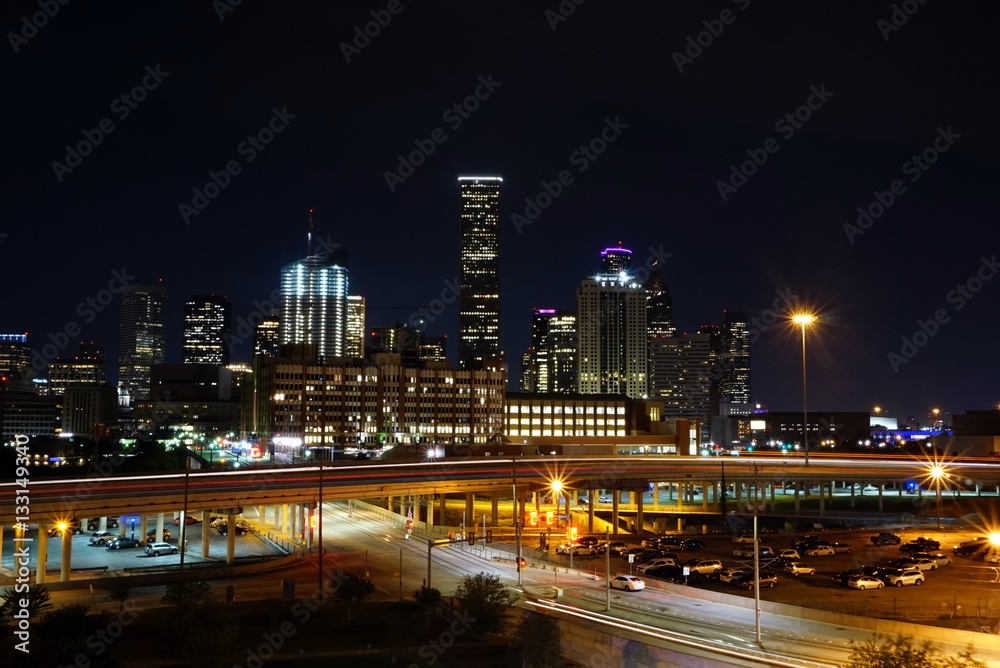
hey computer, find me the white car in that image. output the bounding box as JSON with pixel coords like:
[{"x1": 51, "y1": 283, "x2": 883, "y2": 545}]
[
  {"x1": 904, "y1": 558, "x2": 937, "y2": 572},
  {"x1": 637, "y1": 558, "x2": 677, "y2": 573},
  {"x1": 863, "y1": 485, "x2": 879, "y2": 493},
  {"x1": 733, "y1": 534, "x2": 755, "y2": 544},
  {"x1": 718, "y1": 568, "x2": 751, "y2": 584},
  {"x1": 598, "y1": 495, "x2": 613, "y2": 503},
  {"x1": 144, "y1": 542, "x2": 177, "y2": 557},
  {"x1": 784, "y1": 561, "x2": 816, "y2": 576},
  {"x1": 916, "y1": 552, "x2": 953, "y2": 567},
  {"x1": 805, "y1": 546, "x2": 835, "y2": 557},
  {"x1": 610, "y1": 575, "x2": 645, "y2": 591},
  {"x1": 848, "y1": 575, "x2": 884, "y2": 590},
  {"x1": 883, "y1": 569, "x2": 924, "y2": 587},
  {"x1": 777, "y1": 549, "x2": 801, "y2": 560}
]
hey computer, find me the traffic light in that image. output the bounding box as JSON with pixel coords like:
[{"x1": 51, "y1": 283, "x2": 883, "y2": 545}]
[
  {"x1": 517, "y1": 557, "x2": 527, "y2": 571},
  {"x1": 486, "y1": 530, "x2": 493, "y2": 544},
  {"x1": 567, "y1": 527, "x2": 578, "y2": 541},
  {"x1": 406, "y1": 519, "x2": 414, "y2": 532},
  {"x1": 467, "y1": 532, "x2": 476, "y2": 545}
]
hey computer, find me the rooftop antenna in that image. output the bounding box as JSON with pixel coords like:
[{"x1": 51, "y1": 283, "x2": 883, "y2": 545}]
[{"x1": 307, "y1": 209, "x2": 314, "y2": 257}]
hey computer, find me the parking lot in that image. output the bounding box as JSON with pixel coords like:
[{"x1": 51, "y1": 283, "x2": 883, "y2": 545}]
[
  {"x1": 537, "y1": 526, "x2": 1000, "y2": 627},
  {"x1": 0, "y1": 521, "x2": 285, "y2": 579}
]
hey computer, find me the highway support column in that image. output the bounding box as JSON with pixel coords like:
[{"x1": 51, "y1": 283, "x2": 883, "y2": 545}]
[
  {"x1": 36, "y1": 528, "x2": 47, "y2": 584},
  {"x1": 60, "y1": 528, "x2": 71, "y2": 582}
]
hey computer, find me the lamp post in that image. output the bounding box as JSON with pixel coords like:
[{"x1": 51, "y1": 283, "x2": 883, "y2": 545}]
[
  {"x1": 792, "y1": 314, "x2": 815, "y2": 466},
  {"x1": 929, "y1": 465, "x2": 948, "y2": 530}
]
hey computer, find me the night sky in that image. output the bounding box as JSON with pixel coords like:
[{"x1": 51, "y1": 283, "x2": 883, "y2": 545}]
[{"x1": 4, "y1": 2, "x2": 998, "y2": 421}]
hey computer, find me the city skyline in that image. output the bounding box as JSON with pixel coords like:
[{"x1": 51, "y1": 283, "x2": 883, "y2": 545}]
[{"x1": 2, "y1": 3, "x2": 998, "y2": 420}]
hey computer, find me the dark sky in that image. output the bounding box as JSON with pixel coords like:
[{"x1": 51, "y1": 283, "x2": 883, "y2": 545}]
[{"x1": 3, "y1": 2, "x2": 998, "y2": 422}]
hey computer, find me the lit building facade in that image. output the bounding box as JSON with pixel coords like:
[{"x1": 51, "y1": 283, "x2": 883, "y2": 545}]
[
  {"x1": 62, "y1": 384, "x2": 117, "y2": 437},
  {"x1": 719, "y1": 311, "x2": 751, "y2": 406},
  {"x1": 419, "y1": 336, "x2": 448, "y2": 362},
  {"x1": 524, "y1": 309, "x2": 576, "y2": 394},
  {"x1": 458, "y1": 175, "x2": 502, "y2": 368},
  {"x1": 645, "y1": 260, "x2": 675, "y2": 338},
  {"x1": 118, "y1": 283, "x2": 166, "y2": 402},
  {"x1": 576, "y1": 249, "x2": 648, "y2": 399},
  {"x1": 0, "y1": 333, "x2": 31, "y2": 378},
  {"x1": 252, "y1": 349, "x2": 506, "y2": 455},
  {"x1": 48, "y1": 343, "x2": 108, "y2": 396},
  {"x1": 278, "y1": 253, "x2": 348, "y2": 361},
  {"x1": 183, "y1": 294, "x2": 232, "y2": 365},
  {"x1": 254, "y1": 317, "x2": 280, "y2": 357},
  {"x1": 505, "y1": 393, "x2": 630, "y2": 438},
  {"x1": 346, "y1": 295, "x2": 365, "y2": 358},
  {"x1": 650, "y1": 332, "x2": 712, "y2": 423}
]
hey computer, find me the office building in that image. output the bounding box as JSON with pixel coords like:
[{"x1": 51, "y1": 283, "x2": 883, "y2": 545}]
[
  {"x1": 0, "y1": 333, "x2": 34, "y2": 393},
  {"x1": 576, "y1": 248, "x2": 648, "y2": 399},
  {"x1": 183, "y1": 295, "x2": 232, "y2": 365},
  {"x1": 458, "y1": 175, "x2": 502, "y2": 367},
  {"x1": 118, "y1": 283, "x2": 166, "y2": 403},
  {"x1": 278, "y1": 251, "x2": 348, "y2": 361},
  {"x1": 369, "y1": 324, "x2": 420, "y2": 366},
  {"x1": 645, "y1": 260, "x2": 675, "y2": 338},
  {"x1": 253, "y1": 317, "x2": 280, "y2": 357},
  {"x1": 249, "y1": 347, "x2": 506, "y2": 457},
  {"x1": 48, "y1": 343, "x2": 108, "y2": 396},
  {"x1": 600, "y1": 246, "x2": 632, "y2": 274},
  {"x1": 419, "y1": 336, "x2": 448, "y2": 363},
  {"x1": 62, "y1": 384, "x2": 117, "y2": 437},
  {"x1": 524, "y1": 309, "x2": 577, "y2": 394},
  {"x1": 719, "y1": 311, "x2": 751, "y2": 405},
  {"x1": 650, "y1": 332, "x2": 712, "y2": 424},
  {"x1": 346, "y1": 295, "x2": 365, "y2": 358}
]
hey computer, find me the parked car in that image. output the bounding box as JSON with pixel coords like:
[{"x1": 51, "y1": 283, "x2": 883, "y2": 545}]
[
  {"x1": 784, "y1": 561, "x2": 816, "y2": 576},
  {"x1": 598, "y1": 541, "x2": 629, "y2": 556},
  {"x1": 144, "y1": 542, "x2": 177, "y2": 556},
  {"x1": 740, "y1": 571, "x2": 778, "y2": 589},
  {"x1": 597, "y1": 495, "x2": 613, "y2": 503},
  {"x1": 871, "y1": 532, "x2": 901, "y2": 546},
  {"x1": 215, "y1": 523, "x2": 248, "y2": 536},
  {"x1": 804, "y1": 545, "x2": 836, "y2": 557},
  {"x1": 679, "y1": 538, "x2": 705, "y2": 551},
  {"x1": 89, "y1": 531, "x2": 117, "y2": 546},
  {"x1": 682, "y1": 559, "x2": 723, "y2": 575},
  {"x1": 953, "y1": 538, "x2": 990, "y2": 556},
  {"x1": 106, "y1": 536, "x2": 140, "y2": 550},
  {"x1": 86, "y1": 517, "x2": 120, "y2": 531},
  {"x1": 832, "y1": 569, "x2": 862, "y2": 585},
  {"x1": 719, "y1": 568, "x2": 751, "y2": 584},
  {"x1": 903, "y1": 558, "x2": 937, "y2": 572},
  {"x1": 577, "y1": 536, "x2": 600, "y2": 547},
  {"x1": 830, "y1": 543, "x2": 852, "y2": 553},
  {"x1": 734, "y1": 546, "x2": 773, "y2": 559},
  {"x1": 172, "y1": 516, "x2": 201, "y2": 526},
  {"x1": 145, "y1": 529, "x2": 172, "y2": 542},
  {"x1": 914, "y1": 552, "x2": 952, "y2": 567},
  {"x1": 882, "y1": 568, "x2": 924, "y2": 587},
  {"x1": 609, "y1": 575, "x2": 645, "y2": 592},
  {"x1": 791, "y1": 535, "x2": 823, "y2": 549},
  {"x1": 777, "y1": 549, "x2": 801, "y2": 560},
  {"x1": 848, "y1": 575, "x2": 885, "y2": 590},
  {"x1": 733, "y1": 534, "x2": 755, "y2": 544},
  {"x1": 863, "y1": 485, "x2": 879, "y2": 493},
  {"x1": 637, "y1": 558, "x2": 677, "y2": 573},
  {"x1": 911, "y1": 536, "x2": 940, "y2": 550}
]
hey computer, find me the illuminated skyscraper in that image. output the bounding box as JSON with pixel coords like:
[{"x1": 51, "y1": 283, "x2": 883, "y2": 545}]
[
  {"x1": 576, "y1": 248, "x2": 648, "y2": 399},
  {"x1": 458, "y1": 175, "x2": 502, "y2": 368},
  {"x1": 48, "y1": 343, "x2": 108, "y2": 395},
  {"x1": 253, "y1": 317, "x2": 280, "y2": 357},
  {"x1": 182, "y1": 294, "x2": 232, "y2": 364},
  {"x1": 118, "y1": 283, "x2": 166, "y2": 402},
  {"x1": 645, "y1": 260, "x2": 675, "y2": 338},
  {"x1": 346, "y1": 295, "x2": 365, "y2": 358},
  {"x1": 278, "y1": 253, "x2": 348, "y2": 360},
  {"x1": 0, "y1": 334, "x2": 32, "y2": 392},
  {"x1": 719, "y1": 311, "x2": 751, "y2": 405},
  {"x1": 650, "y1": 332, "x2": 712, "y2": 423},
  {"x1": 524, "y1": 309, "x2": 577, "y2": 394},
  {"x1": 600, "y1": 246, "x2": 633, "y2": 274}
]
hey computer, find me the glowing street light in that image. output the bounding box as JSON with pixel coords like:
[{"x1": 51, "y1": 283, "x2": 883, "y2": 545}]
[
  {"x1": 928, "y1": 464, "x2": 950, "y2": 530},
  {"x1": 791, "y1": 313, "x2": 816, "y2": 466}
]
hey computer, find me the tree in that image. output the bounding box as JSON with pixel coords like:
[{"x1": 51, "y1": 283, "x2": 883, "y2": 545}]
[
  {"x1": 102, "y1": 579, "x2": 133, "y2": 612},
  {"x1": 847, "y1": 633, "x2": 986, "y2": 668},
  {"x1": 517, "y1": 611, "x2": 562, "y2": 668},
  {"x1": 412, "y1": 585, "x2": 443, "y2": 628},
  {"x1": 333, "y1": 572, "x2": 376, "y2": 622},
  {"x1": 453, "y1": 572, "x2": 518, "y2": 638},
  {"x1": 161, "y1": 579, "x2": 211, "y2": 605},
  {"x1": 1, "y1": 585, "x2": 52, "y2": 621}
]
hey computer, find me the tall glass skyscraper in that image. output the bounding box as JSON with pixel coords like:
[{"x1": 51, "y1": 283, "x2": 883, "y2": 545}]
[
  {"x1": 279, "y1": 253, "x2": 348, "y2": 360},
  {"x1": 346, "y1": 295, "x2": 365, "y2": 358},
  {"x1": 523, "y1": 309, "x2": 576, "y2": 393},
  {"x1": 576, "y1": 247, "x2": 648, "y2": 399},
  {"x1": 720, "y1": 310, "x2": 751, "y2": 405},
  {"x1": 182, "y1": 294, "x2": 232, "y2": 364},
  {"x1": 118, "y1": 283, "x2": 166, "y2": 402},
  {"x1": 458, "y1": 175, "x2": 502, "y2": 368},
  {"x1": 254, "y1": 316, "x2": 280, "y2": 357}
]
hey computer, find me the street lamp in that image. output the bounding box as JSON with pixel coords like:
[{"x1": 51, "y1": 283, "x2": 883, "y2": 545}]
[
  {"x1": 929, "y1": 465, "x2": 949, "y2": 530},
  {"x1": 792, "y1": 314, "x2": 816, "y2": 466},
  {"x1": 550, "y1": 478, "x2": 565, "y2": 530}
]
